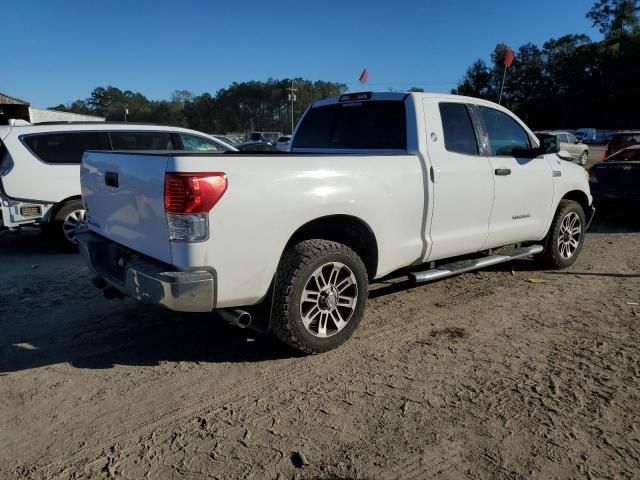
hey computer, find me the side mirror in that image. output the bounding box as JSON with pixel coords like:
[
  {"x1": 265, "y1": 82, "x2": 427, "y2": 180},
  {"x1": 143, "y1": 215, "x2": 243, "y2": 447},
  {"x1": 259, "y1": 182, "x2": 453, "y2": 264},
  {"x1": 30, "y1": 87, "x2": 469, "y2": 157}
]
[
  {"x1": 557, "y1": 150, "x2": 573, "y2": 162},
  {"x1": 538, "y1": 135, "x2": 560, "y2": 154}
]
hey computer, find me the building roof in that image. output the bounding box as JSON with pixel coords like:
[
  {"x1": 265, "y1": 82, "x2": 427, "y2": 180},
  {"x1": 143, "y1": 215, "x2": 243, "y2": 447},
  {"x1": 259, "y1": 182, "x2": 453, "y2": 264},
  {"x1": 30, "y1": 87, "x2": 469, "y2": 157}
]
[{"x1": 0, "y1": 93, "x2": 30, "y2": 105}]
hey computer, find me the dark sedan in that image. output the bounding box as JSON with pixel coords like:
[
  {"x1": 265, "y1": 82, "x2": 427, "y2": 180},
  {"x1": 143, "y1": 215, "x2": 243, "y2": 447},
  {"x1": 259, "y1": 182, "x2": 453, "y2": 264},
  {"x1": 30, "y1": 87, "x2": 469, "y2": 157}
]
[{"x1": 589, "y1": 146, "x2": 640, "y2": 211}]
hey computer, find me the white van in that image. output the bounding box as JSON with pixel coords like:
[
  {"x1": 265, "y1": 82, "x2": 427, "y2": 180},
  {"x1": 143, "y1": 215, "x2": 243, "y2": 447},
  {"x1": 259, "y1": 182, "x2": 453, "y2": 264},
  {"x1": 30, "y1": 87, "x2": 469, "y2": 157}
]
[{"x1": 0, "y1": 121, "x2": 235, "y2": 245}]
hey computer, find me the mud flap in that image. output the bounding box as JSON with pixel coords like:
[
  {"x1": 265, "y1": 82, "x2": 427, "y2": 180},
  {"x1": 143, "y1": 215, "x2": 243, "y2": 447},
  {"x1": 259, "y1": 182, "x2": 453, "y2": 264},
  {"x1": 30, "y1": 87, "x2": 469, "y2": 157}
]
[{"x1": 243, "y1": 276, "x2": 276, "y2": 334}]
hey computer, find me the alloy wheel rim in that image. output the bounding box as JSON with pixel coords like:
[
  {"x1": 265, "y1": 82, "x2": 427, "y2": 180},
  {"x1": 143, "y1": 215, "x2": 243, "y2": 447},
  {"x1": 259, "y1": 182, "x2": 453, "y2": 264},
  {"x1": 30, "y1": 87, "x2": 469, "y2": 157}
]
[
  {"x1": 299, "y1": 261, "x2": 358, "y2": 338},
  {"x1": 557, "y1": 211, "x2": 581, "y2": 259},
  {"x1": 62, "y1": 209, "x2": 86, "y2": 244}
]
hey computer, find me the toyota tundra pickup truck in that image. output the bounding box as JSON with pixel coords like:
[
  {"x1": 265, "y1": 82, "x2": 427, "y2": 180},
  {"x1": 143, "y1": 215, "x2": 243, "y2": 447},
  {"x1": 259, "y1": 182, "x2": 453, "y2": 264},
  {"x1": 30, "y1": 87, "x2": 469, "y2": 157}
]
[{"x1": 77, "y1": 92, "x2": 594, "y2": 353}]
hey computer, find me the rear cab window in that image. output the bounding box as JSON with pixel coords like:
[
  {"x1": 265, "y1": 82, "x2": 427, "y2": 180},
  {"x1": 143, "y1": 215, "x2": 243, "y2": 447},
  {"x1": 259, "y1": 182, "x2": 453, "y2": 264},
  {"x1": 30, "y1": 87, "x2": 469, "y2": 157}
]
[
  {"x1": 22, "y1": 132, "x2": 110, "y2": 164},
  {"x1": 292, "y1": 100, "x2": 407, "y2": 150}
]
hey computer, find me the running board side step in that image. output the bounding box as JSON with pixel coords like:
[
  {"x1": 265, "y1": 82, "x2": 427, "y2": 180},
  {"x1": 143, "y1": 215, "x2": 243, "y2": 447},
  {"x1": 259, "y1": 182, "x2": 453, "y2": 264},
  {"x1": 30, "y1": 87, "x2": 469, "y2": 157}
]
[{"x1": 410, "y1": 245, "x2": 544, "y2": 284}]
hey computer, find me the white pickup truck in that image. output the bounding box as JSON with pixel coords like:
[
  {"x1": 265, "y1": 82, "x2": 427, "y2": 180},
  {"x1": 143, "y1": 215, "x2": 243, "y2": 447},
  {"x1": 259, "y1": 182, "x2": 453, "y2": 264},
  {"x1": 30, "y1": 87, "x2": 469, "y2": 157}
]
[{"x1": 78, "y1": 92, "x2": 593, "y2": 353}]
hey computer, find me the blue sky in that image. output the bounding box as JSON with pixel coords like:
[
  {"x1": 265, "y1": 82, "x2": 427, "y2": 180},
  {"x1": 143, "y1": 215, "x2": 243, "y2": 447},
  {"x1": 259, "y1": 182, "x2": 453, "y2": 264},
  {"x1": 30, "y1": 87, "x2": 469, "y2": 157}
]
[{"x1": 3, "y1": 0, "x2": 600, "y2": 108}]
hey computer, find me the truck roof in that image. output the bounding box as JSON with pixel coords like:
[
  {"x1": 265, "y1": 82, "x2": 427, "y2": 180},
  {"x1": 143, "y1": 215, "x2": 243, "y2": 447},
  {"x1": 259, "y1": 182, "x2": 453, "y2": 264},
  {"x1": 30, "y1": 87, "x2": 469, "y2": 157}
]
[{"x1": 312, "y1": 91, "x2": 523, "y2": 116}]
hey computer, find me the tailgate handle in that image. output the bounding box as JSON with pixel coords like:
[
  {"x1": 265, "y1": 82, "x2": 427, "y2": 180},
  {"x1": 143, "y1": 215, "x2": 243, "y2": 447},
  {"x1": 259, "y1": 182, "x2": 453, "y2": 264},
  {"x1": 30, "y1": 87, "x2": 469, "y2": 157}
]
[
  {"x1": 494, "y1": 168, "x2": 511, "y2": 176},
  {"x1": 105, "y1": 171, "x2": 119, "y2": 188}
]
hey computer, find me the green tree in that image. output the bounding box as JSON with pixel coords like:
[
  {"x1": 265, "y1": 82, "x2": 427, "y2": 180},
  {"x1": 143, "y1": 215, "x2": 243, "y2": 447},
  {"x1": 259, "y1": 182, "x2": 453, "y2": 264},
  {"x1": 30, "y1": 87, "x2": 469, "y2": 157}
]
[
  {"x1": 452, "y1": 59, "x2": 494, "y2": 98},
  {"x1": 587, "y1": 0, "x2": 640, "y2": 37}
]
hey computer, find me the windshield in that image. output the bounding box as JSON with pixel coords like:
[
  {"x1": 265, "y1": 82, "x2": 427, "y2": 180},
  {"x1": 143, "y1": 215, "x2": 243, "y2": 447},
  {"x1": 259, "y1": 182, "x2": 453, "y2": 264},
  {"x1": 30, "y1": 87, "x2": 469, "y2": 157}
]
[
  {"x1": 610, "y1": 133, "x2": 640, "y2": 151},
  {"x1": 609, "y1": 148, "x2": 640, "y2": 161}
]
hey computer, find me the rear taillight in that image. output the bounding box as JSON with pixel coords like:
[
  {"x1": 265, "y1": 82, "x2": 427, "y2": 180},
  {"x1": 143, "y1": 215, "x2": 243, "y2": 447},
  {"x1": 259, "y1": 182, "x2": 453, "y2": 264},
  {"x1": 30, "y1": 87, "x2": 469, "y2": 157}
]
[
  {"x1": 164, "y1": 173, "x2": 227, "y2": 242},
  {"x1": 164, "y1": 173, "x2": 227, "y2": 213}
]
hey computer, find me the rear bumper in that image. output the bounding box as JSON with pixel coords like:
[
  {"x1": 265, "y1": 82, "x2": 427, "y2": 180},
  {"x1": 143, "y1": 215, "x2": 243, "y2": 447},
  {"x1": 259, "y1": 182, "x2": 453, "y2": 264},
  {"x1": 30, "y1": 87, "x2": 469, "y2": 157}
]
[
  {"x1": 0, "y1": 194, "x2": 52, "y2": 228},
  {"x1": 77, "y1": 231, "x2": 215, "y2": 312}
]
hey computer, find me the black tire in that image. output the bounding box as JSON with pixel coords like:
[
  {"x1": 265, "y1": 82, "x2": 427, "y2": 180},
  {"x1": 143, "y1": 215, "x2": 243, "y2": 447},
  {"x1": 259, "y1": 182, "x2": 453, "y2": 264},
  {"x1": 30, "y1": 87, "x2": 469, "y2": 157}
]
[
  {"x1": 271, "y1": 239, "x2": 368, "y2": 354},
  {"x1": 579, "y1": 151, "x2": 588, "y2": 166},
  {"x1": 537, "y1": 199, "x2": 586, "y2": 269},
  {"x1": 48, "y1": 199, "x2": 86, "y2": 249}
]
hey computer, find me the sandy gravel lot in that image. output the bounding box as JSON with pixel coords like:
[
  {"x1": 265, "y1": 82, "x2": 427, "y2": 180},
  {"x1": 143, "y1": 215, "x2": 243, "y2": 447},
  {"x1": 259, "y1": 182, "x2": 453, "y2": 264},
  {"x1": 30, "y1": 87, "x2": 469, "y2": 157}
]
[{"x1": 1, "y1": 205, "x2": 639, "y2": 479}]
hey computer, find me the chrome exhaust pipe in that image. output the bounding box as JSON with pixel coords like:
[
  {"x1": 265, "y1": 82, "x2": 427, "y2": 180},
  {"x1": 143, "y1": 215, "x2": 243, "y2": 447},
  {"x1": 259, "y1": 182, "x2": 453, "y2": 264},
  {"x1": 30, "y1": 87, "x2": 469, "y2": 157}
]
[{"x1": 219, "y1": 309, "x2": 252, "y2": 329}]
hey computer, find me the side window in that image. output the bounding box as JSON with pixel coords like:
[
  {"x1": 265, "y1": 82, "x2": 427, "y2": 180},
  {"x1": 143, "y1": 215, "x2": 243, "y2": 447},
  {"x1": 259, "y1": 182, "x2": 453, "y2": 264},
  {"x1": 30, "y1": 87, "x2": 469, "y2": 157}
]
[
  {"x1": 179, "y1": 134, "x2": 226, "y2": 152},
  {"x1": 559, "y1": 133, "x2": 569, "y2": 143},
  {"x1": 439, "y1": 103, "x2": 479, "y2": 155},
  {"x1": 22, "y1": 132, "x2": 107, "y2": 164},
  {"x1": 478, "y1": 107, "x2": 530, "y2": 156},
  {"x1": 567, "y1": 134, "x2": 577, "y2": 144},
  {"x1": 109, "y1": 131, "x2": 174, "y2": 150}
]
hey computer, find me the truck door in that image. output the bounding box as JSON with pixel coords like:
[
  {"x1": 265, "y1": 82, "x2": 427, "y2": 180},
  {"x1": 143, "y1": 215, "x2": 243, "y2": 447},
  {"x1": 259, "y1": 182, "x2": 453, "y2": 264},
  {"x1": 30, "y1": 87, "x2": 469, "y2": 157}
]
[
  {"x1": 475, "y1": 106, "x2": 553, "y2": 247},
  {"x1": 423, "y1": 99, "x2": 494, "y2": 261}
]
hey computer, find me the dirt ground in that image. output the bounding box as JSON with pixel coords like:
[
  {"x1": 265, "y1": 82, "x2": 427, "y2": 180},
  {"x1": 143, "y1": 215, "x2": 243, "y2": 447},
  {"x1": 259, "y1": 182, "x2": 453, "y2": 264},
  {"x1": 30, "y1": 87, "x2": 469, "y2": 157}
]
[{"x1": 2, "y1": 159, "x2": 640, "y2": 478}]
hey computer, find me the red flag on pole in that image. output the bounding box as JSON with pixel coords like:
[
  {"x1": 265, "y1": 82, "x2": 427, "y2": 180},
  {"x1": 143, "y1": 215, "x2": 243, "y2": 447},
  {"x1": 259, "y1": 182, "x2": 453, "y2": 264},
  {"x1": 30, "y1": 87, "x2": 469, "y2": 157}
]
[
  {"x1": 359, "y1": 68, "x2": 369, "y2": 84},
  {"x1": 504, "y1": 49, "x2": 514, "y2": 68}
]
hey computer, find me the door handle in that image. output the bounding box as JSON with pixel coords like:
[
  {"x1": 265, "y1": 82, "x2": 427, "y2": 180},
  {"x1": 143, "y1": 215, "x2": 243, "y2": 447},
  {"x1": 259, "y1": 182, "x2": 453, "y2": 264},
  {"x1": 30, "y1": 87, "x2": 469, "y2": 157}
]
[
  {"x1": 494, "y1": 168, "x2": 511, "y2": 176},
  {"x1": 430, "y1": 165, "x2": 441, "y2": 182}
]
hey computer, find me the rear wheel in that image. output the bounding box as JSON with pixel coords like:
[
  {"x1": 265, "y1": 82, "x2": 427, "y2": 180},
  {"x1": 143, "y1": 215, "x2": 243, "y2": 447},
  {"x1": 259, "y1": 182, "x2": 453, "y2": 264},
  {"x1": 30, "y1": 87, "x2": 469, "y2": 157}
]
[
  {"x1": 579, "y1": 151, "x2": 588, "y2": 165},
  {"x1": 271, "y1": 239, "x2": 368, "y2": 354},
  {"x1": 537, "y1": 199, "x2": 586, "y2": 269},
  {"x1": 50, "y1": 199, "x2": 86, "y2": 248}
]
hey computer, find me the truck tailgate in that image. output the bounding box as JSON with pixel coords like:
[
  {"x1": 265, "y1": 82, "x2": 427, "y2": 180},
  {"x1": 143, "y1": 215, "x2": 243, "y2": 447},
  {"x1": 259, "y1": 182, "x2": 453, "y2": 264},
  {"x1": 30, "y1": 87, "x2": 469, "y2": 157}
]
[{"x1": 81, "y1": 151, "x2": 172, "y2": 263}]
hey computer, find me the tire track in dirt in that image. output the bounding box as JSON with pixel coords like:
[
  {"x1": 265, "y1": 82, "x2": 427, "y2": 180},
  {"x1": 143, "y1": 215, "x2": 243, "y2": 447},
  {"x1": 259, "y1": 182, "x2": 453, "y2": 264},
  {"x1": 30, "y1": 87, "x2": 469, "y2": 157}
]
[
  {"x1": 38, "y1": 270, "x2": 506, "y2": 478},
  {"x1": 8, "y1": 232, "x2": 640, "y2": 479}
]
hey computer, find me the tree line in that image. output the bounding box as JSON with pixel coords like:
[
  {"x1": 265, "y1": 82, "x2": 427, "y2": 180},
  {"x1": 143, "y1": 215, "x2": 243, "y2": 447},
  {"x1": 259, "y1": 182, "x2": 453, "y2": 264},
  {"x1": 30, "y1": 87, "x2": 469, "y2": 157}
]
[
  {"x1": 453, "y1": 0, "x2": 640, "y2": 129},
  {"x1": 52, "y1": 79, "x2": 346, "y2": 134}
]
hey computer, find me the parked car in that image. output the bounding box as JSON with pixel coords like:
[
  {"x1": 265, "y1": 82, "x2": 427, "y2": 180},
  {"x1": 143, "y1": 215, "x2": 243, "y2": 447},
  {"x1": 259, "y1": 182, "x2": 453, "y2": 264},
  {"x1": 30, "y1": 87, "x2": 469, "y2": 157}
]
[
  {"x1": 534, "y1": 130, "x2": 589, "y2": 165},
  {"x1": 236, "y1": 141, "x2": 276, "y2": 152},
  {"x1": 275, "y1": 135, "x2": 291, "y2": 152},
  {"x1": 0, "y1": 122, "x2": 235, "y2": 245},
  {"x1": 247, "y1": 132, "x2": 282, "y2": 144},
  {"x1": 589, "y1": 146, "x2": 640, "y2": 211},
  {"x1": 213, "y1": 134, "x2": 241, "y2": 145},
  {"x1": 78, "y1": 91, "x2": 593, "y2": 353},
  {"x1": 575, "y1": 128, "x2": 597, "y2": 144},
  {"x1": 603, "y1": 131, "x2": 640, "y2": 160},
  {"x1": 603, "y1": 145, "x2": 640, "y2": 162}
]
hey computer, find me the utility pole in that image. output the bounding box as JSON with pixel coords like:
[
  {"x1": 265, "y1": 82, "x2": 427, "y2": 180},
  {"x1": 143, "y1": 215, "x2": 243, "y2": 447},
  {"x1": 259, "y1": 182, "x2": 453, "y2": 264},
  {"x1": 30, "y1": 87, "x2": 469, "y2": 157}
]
[
  {"x1": 124, "y1": 104, "x2": 129, "y2": 122},
  {"x1": 287, "y1": 80, "x2": 297, "y2": 134}
]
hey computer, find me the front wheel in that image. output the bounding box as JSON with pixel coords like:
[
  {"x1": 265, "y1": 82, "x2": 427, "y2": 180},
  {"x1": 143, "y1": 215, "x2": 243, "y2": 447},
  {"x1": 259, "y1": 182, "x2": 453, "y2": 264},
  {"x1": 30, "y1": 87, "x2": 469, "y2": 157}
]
[
  {"x1": 270, "y1": 239, "x2": 369, "y2": 354},
  {"x1": 537, "y1": 199, "x2": 586, "y2": 269}
]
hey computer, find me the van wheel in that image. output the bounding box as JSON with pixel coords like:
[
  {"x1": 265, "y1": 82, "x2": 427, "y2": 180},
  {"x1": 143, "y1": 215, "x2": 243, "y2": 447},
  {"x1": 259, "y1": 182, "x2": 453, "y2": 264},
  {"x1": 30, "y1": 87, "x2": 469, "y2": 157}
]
[
  {"x1": 271, "y1": 239, "x2": 368, "y2": 354},
  {"x1": 537, "y1": 200, "x2": 586, "y2": 269},
  {"x1": 51, "y1": 200, "x2": 86, "y2": 247}
]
